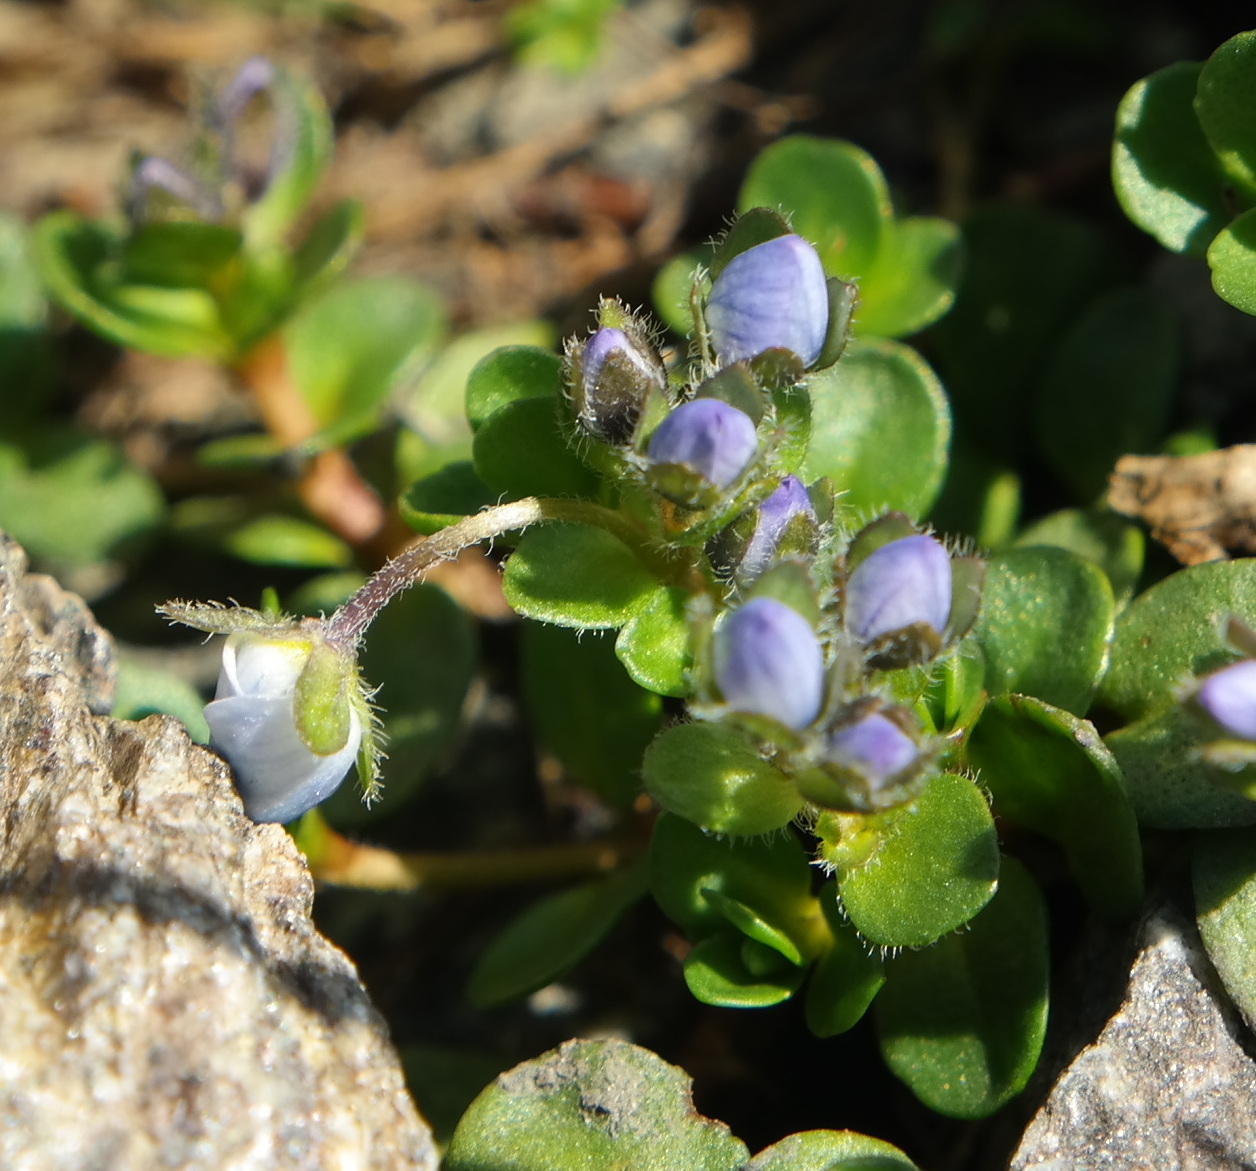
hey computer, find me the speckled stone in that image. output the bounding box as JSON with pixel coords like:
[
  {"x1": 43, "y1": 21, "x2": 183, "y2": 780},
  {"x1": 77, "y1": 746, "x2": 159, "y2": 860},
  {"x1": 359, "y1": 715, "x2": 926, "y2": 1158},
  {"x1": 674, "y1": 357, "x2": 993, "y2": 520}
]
[
  {"x1": 0, "y1": 533, "x2": 437, "y2": 1170},
  {"x1": 1011, "y1": 901, "x2": 1256, "y2": 1171}
]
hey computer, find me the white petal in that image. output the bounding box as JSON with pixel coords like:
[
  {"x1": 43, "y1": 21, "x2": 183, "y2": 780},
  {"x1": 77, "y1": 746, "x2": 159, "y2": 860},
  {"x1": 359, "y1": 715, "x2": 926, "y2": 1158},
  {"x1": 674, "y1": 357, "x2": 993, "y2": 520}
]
[{"x1": 227, "y1": 634, "x2": 311, "y2": 699}]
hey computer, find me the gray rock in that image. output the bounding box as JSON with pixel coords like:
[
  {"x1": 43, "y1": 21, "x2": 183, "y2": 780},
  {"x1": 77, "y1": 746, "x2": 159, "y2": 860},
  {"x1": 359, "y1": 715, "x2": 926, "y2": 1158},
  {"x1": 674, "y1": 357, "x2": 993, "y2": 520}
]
[
  {"x1": 0, "y1": 533, "x2": 437, "y2": 1170},
  {"x1": 1011, "y1": 901, "x2": 1256, "y2": 1171}
]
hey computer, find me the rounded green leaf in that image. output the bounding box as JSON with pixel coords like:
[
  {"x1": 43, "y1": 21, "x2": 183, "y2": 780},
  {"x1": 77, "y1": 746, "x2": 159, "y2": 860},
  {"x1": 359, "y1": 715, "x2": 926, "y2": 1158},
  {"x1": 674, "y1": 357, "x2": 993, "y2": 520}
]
[
  {"x1": 875, "y1": 857, "x2": 1049, "y2": 1119},
  {"x1": 112, "y1": 658, "x2": 211, "y2": 744},
  {"x1": 223, "y1": 515, "x2": 352, "y2": 568},
  {"x1": 652, "y1": 249, "x2": 705, "y2": 337},
  {"x1": 1105, "y1": 703, "x2": 1256, "y2": 829},
  {"x1": 502, "y1": 522, "x2": 657, "y2": 629},
  {"x1": 1112, "y1": 61, "x2": 1231, "y2": 256},
  {"x1": 642, "y1": 722, "x2": 805, "y2": 835},
  {"x1": 473, "y1": 397, "x2": 599, "y2": 500},
  {"x1": 804, "y1": 884, "x2": 885, "y2": 1038},
  {"x1": 745, "y1": 1130, "x2": 918, "y2": 1171},
  {"x1": 836, "y1": 772, "x2": 999, "y2": 948},
  {"x1": 738, "y1": 136, "x2": 890, "y2": 277},
  {"x1": 1207, "y1": 206, "x2": 1256, "y2": 316},
  {"x1": 683, "y1": 933, "x2": 804, "y2": 1008},
  {"x1": 1194, "y1": 826, "x2": 1256, "y2": 1028},
  {"x1": 1100, "y1": 559, "x2": 1256, "y2": 720},
  {"x1": 801, "y1": 337, "x2": 950, "y2": 520},
  {"x1": 1015, "y1": 507, "x2": 1144, "y2": 606},
  {"x1": 399, "y1": 460, "x2": 496, "y2": 535},
  {"x1": 445, "y1": 1039, "x2": 749, "y2": 1171},
  {"x1": 649, "y1": 812, "x2": 815, "y2": 942},
  {"x1": 466, "y1": 861, "x2": 648, "y2": 1009},
  {"x1": 975, "y1": 546, "x2": 1114, "y2": 715},
  {"x1": 1195, "y1": 31, "x2": 1256, "y2": 199},
  {"x1": 615, "y1": 585, "x2": 692, "y2": 697},
  {"x1": 292, "y1": 199, "x2": 364, "y2": 294},
  {"x1": 521, "y1": 623, "x2": 661, "y2": 808},
  {"x1": 1035, "y1": 286, "x2": 1182, "y2": 502},
  {"x1": 966, "y1": 694, "x2": 1143, "y2": 919},
  {"x1": 465, "y1": 345, "x2": 562, "y2": 430},
  {"x1": 856, "y1": 216, "x2": 963, "y2": 338},
  {"x1": 285, "y1": 274, "x2": 445, "y2": 427}
]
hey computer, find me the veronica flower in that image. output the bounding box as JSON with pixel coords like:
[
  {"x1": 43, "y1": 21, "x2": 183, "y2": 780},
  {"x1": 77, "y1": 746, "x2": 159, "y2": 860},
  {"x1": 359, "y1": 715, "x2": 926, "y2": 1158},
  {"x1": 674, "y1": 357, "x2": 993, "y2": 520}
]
[
  {"x1": 1194, "y1": 659, "x2": 1256, "y2": 741},
  {"x1": 736, "y1": 475, "x2": 817, "y2": 582},
  {"x1": 566, "y1": 324, "x2": 664, "y2": 444},
  {"x1": 646, "y1": 398, "x2": 758, "y2": 507}
]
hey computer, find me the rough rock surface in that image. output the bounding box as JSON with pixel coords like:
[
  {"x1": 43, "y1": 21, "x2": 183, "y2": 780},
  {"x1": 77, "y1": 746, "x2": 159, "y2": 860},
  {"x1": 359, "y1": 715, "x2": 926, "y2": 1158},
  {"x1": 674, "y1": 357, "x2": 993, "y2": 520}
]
[
  {"x1": 0, "y1": 533, "x2": 437, "y2": 1170},
  {"x1": 1011, "y1": 901, "x2": 1256, "y2": 1171}
]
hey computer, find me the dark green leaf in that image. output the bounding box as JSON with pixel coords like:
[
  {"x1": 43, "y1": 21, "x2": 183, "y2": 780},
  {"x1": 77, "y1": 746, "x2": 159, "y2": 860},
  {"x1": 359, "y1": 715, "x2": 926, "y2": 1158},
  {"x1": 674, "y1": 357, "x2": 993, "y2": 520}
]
[
  {"x1": 835, "y1": 773, "x2": 999, "y2": 948},
  {"x1": 502, "y1": 522, "x2": 657, "y2": 629},
  {"x1": 683, "y1": 932, "x2": 804, "y2": 1008},
  {"x1": 111, "y1": 658, "x2": 210, "y2": 744},
  {"x1": 445, "y1": 1039, "x2": 748, "y2": 1171},
  {"x1": 975, "y1": 546, "x2": 1114, "y2": 715},
  {"x1": 0, "y1": 212, "x2": 52, "y2": 425},
  {"x1": 804, "y1": 883, "x2": 885, "y2": 1038},
  {"x1": 642, "y1": 721, "x2": 805, "y2": 835},
  {"x1": 1207, "y1": 206, "x2": 1256, "y2": 316},
  {"x1": 521, "y1": 623, "x2": 661, "y2": 809},
  {"x1": 465, "y1": 345, "x2": 562, "y2": 430},
  {"x1": 399, "y1": 461, "x2": 496, "y2": 535},
  {"x1": 293, "y1": 199, "x2": 364, "y2": 293},
  {"x1": 966, "y1": 695, "x2": 1143, "y2": 919},
  {"x1": 466, "y1": 860, "x2": 648, "y2": 1008},
  {"x1": 1015, "y1": 507, "x2": 1144, "y2": 605},
  {"x1": 614, "y1": 585, "x2": 692, "y2": 697},
  {"x1": 1194, "y1": 826, "x2": 1256, "y2": 1028},
  {"x1": 1195, "y1": 31, "x2": 1256, "y2": 200},
  {"x1": 745, "y1": 1130, "x2": 919, "y2": 1171},
  {"x1": 473, "y1": 397, "x2": 599, "y2": 500},
  {"x1": 875, "y1": 857, "x2": 1049, "y2": 1119}
]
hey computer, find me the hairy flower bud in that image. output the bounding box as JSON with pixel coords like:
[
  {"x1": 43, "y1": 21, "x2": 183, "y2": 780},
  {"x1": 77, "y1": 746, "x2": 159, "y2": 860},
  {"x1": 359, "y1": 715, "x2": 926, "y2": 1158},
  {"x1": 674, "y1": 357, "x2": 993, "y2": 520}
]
[
  {"x1": 705, "y1": 234, "x2": 829, "y2": 367},
  {"x1": 646, "y1": 398, "x2": 758, "y2": 507},
  {"x1": 1194, "y1": 659, "x2": 1256, "y2": 741},
  {"x1": 845, "y1": 533, "x2": 953, "y2": 668},
  {"x1": 566, "y1": 324, "x2": 665, "y2": 444},
  {"x1": 204, "y1": 630, "x2": 363, "y2": 824},
  {"x1": 825, "y1": 710, "x2": 921, "y2": 784},
  {"x1": 737, "y1": 475, "x2": 818, "y2": 582},
  {"x1": 713, "y1": 596, "x2": 824, "y2": 730}
]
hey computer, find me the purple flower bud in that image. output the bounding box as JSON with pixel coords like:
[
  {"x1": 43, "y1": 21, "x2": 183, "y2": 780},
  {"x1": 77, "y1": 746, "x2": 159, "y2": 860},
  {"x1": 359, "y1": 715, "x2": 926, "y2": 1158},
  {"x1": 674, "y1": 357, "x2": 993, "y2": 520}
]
[
  {"x1": 216, "y1": 56, "x2": 276, "y2": 129},
  {"x1": 845, "y1": 534, "x2": 952, "y2": 644},
  {"x1": 127, "y1": 156, "x2": 221, "y2": 223},
  {"x1": 1196, "y1": 659, "x2": 1256, "y2": 740},
  {"x1": 706, "y1": 234, "x2": 829, "y2": 367},
  {"x1": 713, "y1": 597, "x2": 825, "y2": 730},
  {"x1": 647, "y1": 398, "x2": 758, "y2": 493},
  {"x1": 569, "y1": 326, "x2": 664, "y2": 444},
  {"x1": 826, "y1": 711, "x2": 920, "y2": 787},
  {"x1": 738, "y1": 475, "x2": 816, "y2": 581}
]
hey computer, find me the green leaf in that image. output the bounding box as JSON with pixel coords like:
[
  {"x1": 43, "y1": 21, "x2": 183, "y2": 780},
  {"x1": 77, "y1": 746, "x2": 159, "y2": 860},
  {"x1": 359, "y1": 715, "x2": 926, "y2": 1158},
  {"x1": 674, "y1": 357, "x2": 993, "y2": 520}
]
[
  {"x1": 804, "y1": 883, "x2": 885, "y2": 1038},
  {"x1": 1105, "y1": 703, "x2": 1256, "y2": 829},
  {"x1": 399, "y1": 460, "x2": 496, "y2": 535},
  {"x1": 1100, "y1": 559, "x2": 1256, "y2": 721},
  {"x1": 745, "y1": 1130, "x2": 919, "y2": 1171},
  {"x1": 1194, "y1": 826, "x2": 1256, "y2": 1027},
  {"x1": 855, "y1": 216, "x2": 963, "y2": 338},
  {"x1": 1035, "y1": 287, "x2": 1182, "y2": 501},
  {"x1": 875, "y1": 857, "x2": 1049, "y2": 1119},
  {"x1": 0, "y1": 212, "x2": 52, "y2": 425},
  {"x1": 1112, "y1": 61, "x2": 1231, "y2": 256},
  {"x1": 975, "y1": 546, "x2": 1114, "y2": 715},
  {"x1": 0, "y1": 427, "x2": 165, "y2": 566},
  {"x1": 835, "y1": 773, "x2": 999, "y2": 948},
  {"x1": 653, "y1": 249, "x2": 706, "y2": 337},
  {"x1": 521, "y1": 623, "x2": 661, "y2": 809},
  {"x1": 111, "y1": 657, "x2": 211, "y2": 744},
  {"x1": 649, "y1": 812, "x2": 815, "y2": 942},
  {"x1": 1194, "y1": 31, "x2": 1256, "y2": 200},
  {"x1": 242, "y1": 67, "x2": 333, "y2": 248},
  {"x1": 503, "y1": 522, "x2": 656, "y2": 629},
  {"x1": 292, "y1": 199, "x2": 364, "y2": 294},
  {"x1": 465, "y1": 345, "x2": 563, "y2": 430},
  {"x1": 322, "y1": 583, "x2": 477, "y2": 825},
  {"x1": 801, "y1": 337, "x2": 950, "y2": 520},
  {"x1": 931, "y1": 205, "x2": 1113, "y2": 453},
  {"x1": 444, "y1": 1038, "x2": 749, "y2": 1171},
  {"x1": 1015, "y1": 507, "x2": 1144, "y2": 606},
  {"x1": 285, "y1": 275, "x2": 445, "y2": 427},
  {"x1": 683, "y1": 932, "x2": 804, "y2": 1008},
  {"x1": 642, "y1": 722, "x2": 805, "y2": 835},
  {"x1": 739, "y1": 136, "x2": 890, "y2": 278},
  {"x1": 966, "y1": 695, "x2": 1143, "y2": 919},
  {"x1": 223, "y1": 515, "x2": 352, "y2": 568},
  {"x1": 1207, "y1": 206, "x2": 1256, "y2": 316},
  {"x1": 466, "y1": 860, "x2": 648, "y2": 1009},
  {"x1": 473, "y1": 397, "x2": 599, "y2": 500},
  {"x1": 121, "y1": 220, "x2": 243, "y2": 288},
  {"x1": 614, "y1": 585, "x2": 692, "y2": 697},
  {"x1": 33, "y1": 212, "x2": 230, "y2": 359}
]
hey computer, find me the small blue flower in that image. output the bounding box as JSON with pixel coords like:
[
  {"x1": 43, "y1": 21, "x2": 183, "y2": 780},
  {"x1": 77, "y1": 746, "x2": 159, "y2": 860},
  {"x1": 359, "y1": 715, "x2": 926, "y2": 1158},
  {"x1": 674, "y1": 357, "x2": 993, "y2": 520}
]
[
  {"x1": 713, "y1": 596, "x2": 824, "y2": 730},
  {"x1": 825, "y1": 711, "x2": 920, "y2": 788},
  {"x1": 569, "y1": 325, "x2": 664, "y2": 444},
  {"x1": 845, "y1": 534, "x2": 952, "y2": 645},
  {"x1": 737, "y1": 475, "x2": 816, "y2": 582},
  {"x1": 647, "y1": 398, "x2": 758, "y2": 494},
  {"x1": 705, "y1": 234, "x2": 829, "y2": 367},
  {"x1": 1195, "y1": 659, "x2": 1256, "y2": 741}
]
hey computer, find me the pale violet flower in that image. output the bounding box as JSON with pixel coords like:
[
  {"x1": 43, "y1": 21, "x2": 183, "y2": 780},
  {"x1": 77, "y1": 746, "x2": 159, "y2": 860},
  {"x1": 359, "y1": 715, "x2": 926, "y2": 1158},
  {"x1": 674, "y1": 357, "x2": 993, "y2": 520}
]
[{"x1": 1195, "y1": 659, "x2": 1256, "y2": 741}]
